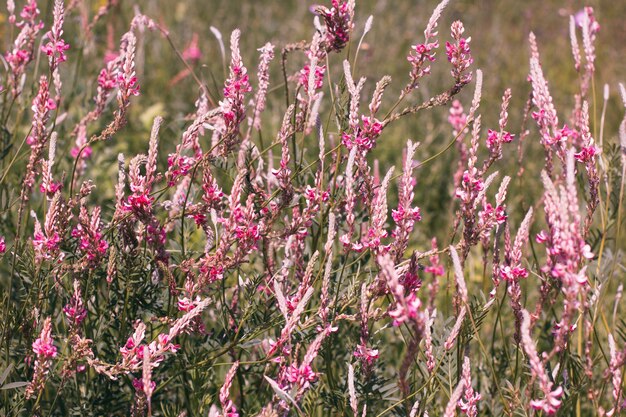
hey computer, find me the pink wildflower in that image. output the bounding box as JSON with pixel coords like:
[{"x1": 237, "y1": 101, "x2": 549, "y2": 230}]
[
  {"x1": 71, "y1": 206, "x2": 109, "y2": 265},
  {"x1": 458, "y1": 356, "x2": 481, "y2": 416},
  {"x1": 521, "y1": 310, "x2": 563, "y2": 415},
  {"x1": 64, "y1": 280, "x2": 87, "y2": 327},
  {"x1": 316, "y1": 0, "x2": 355, "y2": 52},
  {"x1": 182, "y1": 33, "x2": 202, "y2": 62},
  {"x1": 25, "y1": 318, "x2": 57, "y2": 399},
  {"x1": 220, "y1": 361, "x2": 240, "y2": 417},
  {"x1": 449, "y1": 99, "x2": 468, "y2": 135},
  {"x1": 446, "y1": 21, "x2": 473, "y2": 85}
]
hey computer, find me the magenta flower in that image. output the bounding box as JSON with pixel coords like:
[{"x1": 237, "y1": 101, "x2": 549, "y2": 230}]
[
  {"x1": 458, "y1": 356, "x2": 481, "y2": 416},
  {"x1": 486, "y1": 128, "x2": 514, "y2": 150},
  {"x1": 71, "y1": 145, "x2": 92, "y2": 159},
  {"x1": 39, "y1": 180, "x2": 62, "y2": 197},
  {"x1": 63, "y1": 280, "x2": 87, "y2": 327},
  {"x1": 298, "y1": 64, "x2": 326, "y2": 94},
  {"x1": 546, "y1": 124, "x2": 577, "y2": 146},
  {"x1": 71, "y1": 206, "x2": 108, "y2": 265},
  {"x1": 499, "y1": 265, "x2": 529, "y2": 282},
  {"x1": 449, "y1": 99, "x2": 468, "y2": 134},
  {"x1": 455, "y1": 168, "x2": 484, "y2": 203},
  {"x1": 41, "y1": 38, "x2": 69, "y2": 63},
  {"x1": 389, "y1": 292, "x2": 424, "y2": 327},
  {"x1": 32, "y1": 231, "x2": 61, "y2": 261},
  {"x1": 97, "y1": 68, "x2": 117, "y2": 90},
  {"x1": 182, "y1": 33, "x2": 202, "y2": 62},
  {"x1": 133, "y1": 377, "x2": 156, "y2": 393},
  {"x1": 535, "y1": 230, "x2": 548, "y2": 243},
  {"x1": 124, "y1": 193, "x2": 155, "y2": 213},
  {"x1": 26, "y1": 318, "x2": 56, "y2": 399},
  {"x1": 446, "y1": 21, "x2": 473, "y2": 85},
  {"x1": 406, "y1": 40, "x2": 438, "y2": 89},
  {"x1": 354, "y1": 344, "x2": 379, "y2": 365},
  {"x1": 5, "y1": 49, "x2": 30, "y2": 67},
  {"x1": 219, "y1": 361, "x2": 240, "y2": 417},
  {"x1": 341, "y1": 115, "x2": 383, "y2": 152},
  {"x1": 529, "y1": 386, "x2": 564, "y2": 415},
  {"x1": 19, "y1": 0, "x2": 40, "y2": 22},
  {"x1": 167, "y1": 154, "x2": 195, "y2": 186},
  {"x1": 574, "y1": 145, "x2": 598, "y2": 163},
  {"x1": 32, "y1": 334, "x2": 57, "y2": 358},
  {"x1": 317, "y1": 0, "x2": 355, "y2": 52},
  {"x1": 216, "y1": 30, "x2": 252, "y2": 155},
  {"x1": 285, "y1": 364, "x2": 318, "y2": 389}
]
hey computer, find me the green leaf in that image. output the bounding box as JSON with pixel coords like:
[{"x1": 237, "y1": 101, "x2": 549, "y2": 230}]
[
  {"x1": 264, "y1": 375, "x2": 303, "y2": 414},
  {"x1": 0, "y1": 364, "x2": 13, "y2": 386},
  {"x1": 1, "y1": 381, "x2": 28, "y2": 390}
]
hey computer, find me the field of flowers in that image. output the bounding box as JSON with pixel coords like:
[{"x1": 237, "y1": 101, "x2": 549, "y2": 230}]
[{"x1": 0, "y1": 0, "x2": 625, "y2": 415}]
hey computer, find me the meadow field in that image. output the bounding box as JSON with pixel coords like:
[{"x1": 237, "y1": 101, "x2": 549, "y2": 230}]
[{"x1": 0, "y1": 0, "x2": 625, "y2": 415}]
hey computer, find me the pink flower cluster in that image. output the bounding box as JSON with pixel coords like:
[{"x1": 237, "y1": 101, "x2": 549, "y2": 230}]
[
  {"x1": 449, "y1": 99, "x2": 468, "y2": 135},
  {"x1": 391, "y1": 205, "x2": 422, "y2": 232},
  {"x1": 19, "y1": 0, "x2": 41, "y2": 22},
  {"x1": 5, "y1": 48, "x2": 30, "y2": 69},
  {"x1": 64, "y1": 281, "x2": 87, "y2": 327},
  {"x1": 120, "y1": 326, "x2": 179, "y2": 371},
  {"x1": 538, "y1": 154, "x2": 593, "y2": 350},
  {"x1": 317, "y1": 0, "x2": 354, "y2": 52},
  {"x1": 116, "y1": 35, "x2": 140, "y2": 99},
  {"x1": 285, "y1": 364, "x2": 317, "y2": 389},
  {"x1": 298, "y1": 64, "x2": 326, "y2": 94},
  {"x1": 455, "y1": 168, "x2": 484, "y2": 204},
  {"x1": 479, "y1": 201, "x2": 507, "y2": 227},
  {"x1": 25, "y1": 76, "x2": 56, "y2": 178},
  {"x1": 446, "y1": 21, "x2": 473, "y2": 85},
  {"x1": 71, "y1": 207, "x2": 109, "y2": 264},
  {"x1": 98, "y1": 67, "x2": 118, "y2": 90},
  {"x1": 574, "y1": 144, "x2": 597, "y2": 163},
  {"x1": 389, "y1": 292, "x2": 424, "y2": 327},
  {"x1": 379, "y1": 254, "x2": 427, "y2": 328},
  {"x1": 124, "y1": 193, "x2": 154, "y2": 214},
  {"x1": 39, "y1": 174, "x2": 62, "y2": 197},
  {"x1": 5, "y1": 1, "x2": 43, "y2": 96},
  {"x1": 354, "y1": 343, "x2": 379, "y2": 366},
  {"x1": 391, "y1": 141, "x2": 422, "y2": 260},
  {"x1": 407, "y1": 41, "x2": 438, "y2": 89},
  {"x1": 32, "y1": 230, "x2": 61, "y2": 261},
  {"x1": 522, "y1": 310, "x2": 563, "y2": 415},
  {"x1": 182, "y1": 33, "x2": 202, "y2": 62},
  {"x1": 42, "y1": 39, "x2": 69, "y2": 62},
  {"x1": 217, "y1": 30, "x2": 252, "y2": 155},
  {"x1": 26, "y1": 318, "x2": 57, "y2": 399},
  {"x1": 424, "y1": 239, "x2": 445, "y2": 277},
  {"x1": 458, "y1": 356, "x2": 481, "y2": 417},
  {"x1": 166, "y1": 154, "x2": 195, "y2": 186},
  {"x1": 219, "y1": 362, "x2": 240, "y2": 417},
  {"x1": 499, "y1": 265, "x2": 528, "y2": 282},
  {"x1": 223, "y1": 65, "x2": 252, "y2": 101},
  {"x1": 132, "y1": 377, "x2": 156, "y2": 394},
  {"x1": 486, "y1": 129, "x2": 514, "y2": 151},
  {"x1": 341, "y1": 115, "x2": 383, "y2": 152},
  {"x1": 201, "y1": 172, "x2": 225, "y2": 208},
  {"x1": 391, "y1": 206, "x2": 422, "y2": 228},
  {"x1": 32, "y1": 322, "x2": 58, "y2": 358},
  {"x1": 545, "y1": 124, "x2": 577, "y2": 146}
]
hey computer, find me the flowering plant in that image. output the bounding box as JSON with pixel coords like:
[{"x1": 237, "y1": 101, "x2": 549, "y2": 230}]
[{"x1": 0, "y1": 1, "x2": 624, "y2": 416}]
